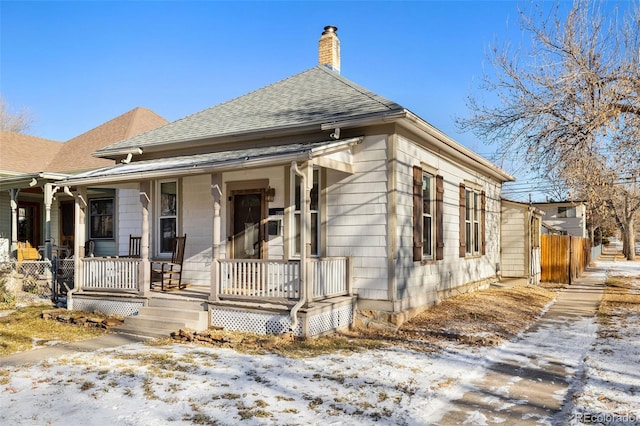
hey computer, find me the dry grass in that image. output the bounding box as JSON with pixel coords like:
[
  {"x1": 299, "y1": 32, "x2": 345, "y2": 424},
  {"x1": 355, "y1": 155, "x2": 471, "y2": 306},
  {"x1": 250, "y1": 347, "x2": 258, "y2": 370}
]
[
  {"x1": 169, "y1": 284, "x2": 558, "y2": 355},
  {"x1": 599, "y1": 275, "x2": 640, "y2": 318},
  {"x1": 0, "y1": 305, "x2": 108, "y2": 356},
  {"x1": 397, "y1": 284, "x2": 558, "y2": 346}
]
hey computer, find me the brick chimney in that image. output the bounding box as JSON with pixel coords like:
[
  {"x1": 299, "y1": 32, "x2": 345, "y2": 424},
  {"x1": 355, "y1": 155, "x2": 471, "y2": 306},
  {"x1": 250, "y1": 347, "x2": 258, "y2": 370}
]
[{"x1": 318, "y1": 26, "x2": 340, "y2": 73}]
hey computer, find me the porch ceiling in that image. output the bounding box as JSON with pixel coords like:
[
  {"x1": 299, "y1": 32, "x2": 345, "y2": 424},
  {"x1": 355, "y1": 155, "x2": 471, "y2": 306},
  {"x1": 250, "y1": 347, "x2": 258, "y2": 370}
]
[{"x1": 57, "y1": 137, "x2": 362, "y2": 186}]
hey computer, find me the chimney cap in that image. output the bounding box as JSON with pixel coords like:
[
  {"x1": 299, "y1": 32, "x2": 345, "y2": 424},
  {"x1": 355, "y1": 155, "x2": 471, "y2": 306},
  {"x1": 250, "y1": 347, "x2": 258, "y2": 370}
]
[{"x1": 322, "y1": 25, "x2": 338, "y2": 35}]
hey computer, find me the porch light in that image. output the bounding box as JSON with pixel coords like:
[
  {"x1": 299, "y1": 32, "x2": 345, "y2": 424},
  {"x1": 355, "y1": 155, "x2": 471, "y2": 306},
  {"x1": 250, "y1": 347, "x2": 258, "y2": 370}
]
[{"x1": 266, "y1": 187, "x2": 276, "y2": 202}]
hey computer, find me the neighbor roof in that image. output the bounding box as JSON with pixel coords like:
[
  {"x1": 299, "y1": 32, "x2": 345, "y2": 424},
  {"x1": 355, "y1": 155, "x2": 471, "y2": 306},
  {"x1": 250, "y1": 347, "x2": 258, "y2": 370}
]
[
  {"x1": 47, "y1": 107, "x2": 169, "y2": 173},
  {"x1": 0, "y1": 131, "x2": 63, "y2": 174},
  {"x1": 96, "y1": 66, "x2": 404, "y2": 156}
]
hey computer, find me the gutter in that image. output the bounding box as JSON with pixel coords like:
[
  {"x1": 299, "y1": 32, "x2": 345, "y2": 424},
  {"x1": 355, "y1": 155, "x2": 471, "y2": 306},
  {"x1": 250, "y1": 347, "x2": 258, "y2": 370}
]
[
  {"x1": 289, "y1": 161, "x2": 307, "y2": 333},
  {"x1": 59, "y1": 151, "x2": 315, "y2": 187}
]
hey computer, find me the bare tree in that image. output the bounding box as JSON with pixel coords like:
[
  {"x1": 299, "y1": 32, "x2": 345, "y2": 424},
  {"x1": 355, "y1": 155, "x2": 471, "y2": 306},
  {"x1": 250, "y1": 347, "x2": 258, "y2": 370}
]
[
  {"x1": 0, "y1": 95, "x2": 33, "y2": 133},
  {"x1": 459, "y1": 0, "x2": 640, "y2": 259}
]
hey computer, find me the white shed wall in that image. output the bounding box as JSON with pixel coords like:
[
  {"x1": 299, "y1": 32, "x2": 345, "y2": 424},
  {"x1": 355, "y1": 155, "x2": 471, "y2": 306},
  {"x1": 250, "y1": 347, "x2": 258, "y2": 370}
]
[{"x1": 500, "y1": 203, "x2": 526, "y2": 277}]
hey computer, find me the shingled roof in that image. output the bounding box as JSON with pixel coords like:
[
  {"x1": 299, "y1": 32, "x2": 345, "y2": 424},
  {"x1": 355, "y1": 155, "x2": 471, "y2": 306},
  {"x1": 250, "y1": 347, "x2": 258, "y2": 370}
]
[
  {"x1": 96, "y1": 66, "x2": 404, "y2": 156},
  {"x1": 0, "y1": 107, "x2": 168, "y2": 177},
  {"x1": 0, "y1": 131, "x2": 63, "y2": 174},
  {"x1": 47, "y1": 107, "x2": 168, "y2": 173}
]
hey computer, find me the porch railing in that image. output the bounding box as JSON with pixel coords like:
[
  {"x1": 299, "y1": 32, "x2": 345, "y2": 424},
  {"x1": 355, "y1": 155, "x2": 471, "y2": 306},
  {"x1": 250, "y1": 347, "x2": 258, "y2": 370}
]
[
  {"x1": 82, "y1": 258, "x2": 140, "y2": 292},
  {"x1": 218, "y1": 257, "x2": 349, "y2": 301},
  {"x1": 219, "y1": 259, "x2": 300, "y2": 299}
]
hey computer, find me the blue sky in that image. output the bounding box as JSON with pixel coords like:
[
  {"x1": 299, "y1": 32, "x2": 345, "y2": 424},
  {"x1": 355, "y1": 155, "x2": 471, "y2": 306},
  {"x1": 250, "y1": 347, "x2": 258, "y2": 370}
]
[{"x1": 1, "y1": 0, "x2": 618, "y2": 200}]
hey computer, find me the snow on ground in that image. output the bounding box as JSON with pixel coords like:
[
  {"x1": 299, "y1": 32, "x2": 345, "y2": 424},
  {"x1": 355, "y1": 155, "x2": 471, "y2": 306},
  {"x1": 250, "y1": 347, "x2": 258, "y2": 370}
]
[
  {"x1": 566, "y1": 259, "x2": 640, "y2": 426},
  {"x1": 1, "y1": 257, "x2": 639, "y2": 425}
]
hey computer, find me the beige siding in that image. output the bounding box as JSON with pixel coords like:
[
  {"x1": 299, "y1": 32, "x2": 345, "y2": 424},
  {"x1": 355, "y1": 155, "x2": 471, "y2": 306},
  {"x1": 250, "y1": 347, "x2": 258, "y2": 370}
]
[
  {"x1": 117, "y1": 185, "x2": 143, "y2": 255},
  {"x1": 394, "y1": 135, "x2": 502, "y2": 311},
  {"x1": 326, "y1": 134, "x2": 389, "y2": 301},
  {"x1": 181, "y1": 175, "x2": 214, "y2": 287}
]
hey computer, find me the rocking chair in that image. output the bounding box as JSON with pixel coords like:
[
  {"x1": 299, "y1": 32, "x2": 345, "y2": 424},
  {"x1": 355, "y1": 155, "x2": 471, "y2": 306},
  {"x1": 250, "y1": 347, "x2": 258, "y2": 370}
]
[
  {"x1": 127, "y1": 235, "x2": 141, "y2": 258},
  {"x1": 151, "y1": 235, "x2": 187, "y2": 291}
]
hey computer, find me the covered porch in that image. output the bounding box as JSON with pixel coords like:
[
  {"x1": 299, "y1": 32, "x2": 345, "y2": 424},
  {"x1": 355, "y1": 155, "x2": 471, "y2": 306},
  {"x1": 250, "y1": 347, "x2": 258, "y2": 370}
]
[{"x1": 60, "y1": 137, "x2": 361, "y2": 336}]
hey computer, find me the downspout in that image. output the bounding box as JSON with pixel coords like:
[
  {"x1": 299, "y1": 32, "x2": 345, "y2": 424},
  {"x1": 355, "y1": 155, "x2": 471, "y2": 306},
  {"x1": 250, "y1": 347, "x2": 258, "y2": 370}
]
[{"x1": 289, "y1": 161, "x2": 307, "y2": 332}]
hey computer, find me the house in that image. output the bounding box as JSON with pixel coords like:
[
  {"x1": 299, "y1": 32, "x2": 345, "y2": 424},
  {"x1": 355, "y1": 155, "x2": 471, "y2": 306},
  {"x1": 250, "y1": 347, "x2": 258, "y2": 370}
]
[
  {"x1": 500, "y1": 199, "x2": 543, "y2": 284},
  {"x1": 58, "y1": 26, "x2": 514, "y2": 336},
  {"x1": 0, "y1": 107, "x2": 168, "y2": 261},
  {"x1": 532, "y1": 201, "x2": 587, "y2": 238}
]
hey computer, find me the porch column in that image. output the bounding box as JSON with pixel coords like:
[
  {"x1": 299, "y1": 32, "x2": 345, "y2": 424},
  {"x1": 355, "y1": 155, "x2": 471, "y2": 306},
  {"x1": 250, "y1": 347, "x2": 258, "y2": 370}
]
[
  {"x1": 73, "y1": 187, "x2": 87, "y2": 292},
  {"x1": 9, "y1": 188, "x2": 19, "y2": 255},
  {"x1": 138, "y1": 181, "x2": 151, "y2": 296},
  {"x1": 209, "y1": 173, "x2": 222, "y2": 302},
  {"x1": 43, "y1": 183, "x2": 59, "y2": 260}
]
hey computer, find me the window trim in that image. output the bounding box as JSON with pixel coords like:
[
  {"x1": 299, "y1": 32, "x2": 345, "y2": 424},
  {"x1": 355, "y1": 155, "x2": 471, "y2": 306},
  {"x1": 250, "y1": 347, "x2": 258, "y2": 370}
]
[
  {"x1": 156, "y1": 179, "x2": 179, "y2": 257},
  {"x1": 413, "y1": 166, "x2": 444, "y2": 262},
  {"x1": 290, "y1": 168, "x2": 320, "y2": 258},
  {"x1": 459, "y1": 183, "x2": 485, "y2": 257}
]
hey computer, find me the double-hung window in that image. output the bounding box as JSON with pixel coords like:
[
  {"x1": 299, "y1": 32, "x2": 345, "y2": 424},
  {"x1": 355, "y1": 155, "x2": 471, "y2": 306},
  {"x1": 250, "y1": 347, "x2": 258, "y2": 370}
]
[
  {"x1": 422, "y1": 172, "x2": 434, "y2": 259},
  {"x1": 459, "y1": 183, "x2": 485, "y2": 257},
  {"x1": 292, "y1": 169, "x2": 320, "y2": 257},
  {"x1": 413, "y1": 166, "x2": 443, "y2": 262},
  {"x1": 158, "y1": 180, "x2": 178, "y2": 255},
  {"x1": 89, "y1": 198, "x2": 114, "y2": 239}
]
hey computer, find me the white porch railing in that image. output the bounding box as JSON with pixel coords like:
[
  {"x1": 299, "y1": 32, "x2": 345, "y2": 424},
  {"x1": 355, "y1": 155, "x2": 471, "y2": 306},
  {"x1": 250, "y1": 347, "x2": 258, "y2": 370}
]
[
  {"x1": 218, "y1": 257, "x2": 349, "y2": 301},
  {"x1": 310, "y1": 257, "x2": 350, "y2": 300},
  {"x1": 82, "y1": 258, "x2": 140, "y2": 292},
  {"x1": 219, "y1": 259, "x2": 300, "y2": 299}
]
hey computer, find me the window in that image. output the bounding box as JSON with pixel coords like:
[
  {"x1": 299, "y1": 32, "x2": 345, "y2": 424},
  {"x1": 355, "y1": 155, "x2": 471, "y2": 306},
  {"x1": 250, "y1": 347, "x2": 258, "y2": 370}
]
[
  {"x1": 557, "y1": 206, "x2": 576, "y2": 218},
  {"x1": 459, "y1": 184, "x2": 485, "y2": 257},
  {"x1": 292, "y1": 169, "x2": 320, "y2": 257},
  {"x1": 422, "y1": 172, "x2": 434, "y2": 259},
  {"x1": 90, "y1": 198, "x2": 114, "y2": 239},
  {"x1": 413, "y1": 166, "x2": 443, "y2": 261},
  {"x1": 158, "y1": 181, "x2": 178, "y2": 254}
]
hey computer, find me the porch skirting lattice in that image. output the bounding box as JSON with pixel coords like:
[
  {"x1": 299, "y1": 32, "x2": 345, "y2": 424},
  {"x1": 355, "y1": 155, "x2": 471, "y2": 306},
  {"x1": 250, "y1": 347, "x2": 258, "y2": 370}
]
[{"x1": 69, "y1": 296, "x2": 144, "y2": 317}]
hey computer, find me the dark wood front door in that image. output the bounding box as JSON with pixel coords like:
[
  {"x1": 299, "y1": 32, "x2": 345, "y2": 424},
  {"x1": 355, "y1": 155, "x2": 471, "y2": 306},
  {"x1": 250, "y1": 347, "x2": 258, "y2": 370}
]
[
  {"x1": 60, "y1": 201, "x2": 74, "y2": 251},
  {"x1": 231, "y1": 191, "x2": 264, "y2": 259}
]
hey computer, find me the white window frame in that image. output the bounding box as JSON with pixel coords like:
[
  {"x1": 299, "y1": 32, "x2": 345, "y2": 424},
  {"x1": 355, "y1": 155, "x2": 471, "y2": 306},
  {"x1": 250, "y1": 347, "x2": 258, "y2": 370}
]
[
  {"x1": 157, "y1": 180, "x2": 178, "y2": 257},
  {"x1": 422, "y1": 171, "x2": 434, "y2": 260},
  {"x1": 291, "y1": 168, "x2": 320, "y2": 258},
  {"x1": 465, "y1": 189, "x2": 481, "y2": 255}
]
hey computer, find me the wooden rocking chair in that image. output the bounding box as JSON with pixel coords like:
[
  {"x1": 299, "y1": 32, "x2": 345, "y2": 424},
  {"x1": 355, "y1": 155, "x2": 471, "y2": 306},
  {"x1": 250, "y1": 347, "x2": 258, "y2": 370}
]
[
  {"x1": 127, "y1": 235, "x2": 141, "y2": 258},
  {"x1": 151, "y1": 235, "x2": 187, "y2": 291}
]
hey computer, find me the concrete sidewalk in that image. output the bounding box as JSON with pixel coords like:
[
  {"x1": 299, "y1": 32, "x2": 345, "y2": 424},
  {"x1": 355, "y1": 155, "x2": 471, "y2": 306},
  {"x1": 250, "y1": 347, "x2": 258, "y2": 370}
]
[
  {"x1": 436, "y1": 250, "x2": 612, "y2": 425},
  {"x1": 0, "y1": 333, "x2": 149, "y2": 367}
]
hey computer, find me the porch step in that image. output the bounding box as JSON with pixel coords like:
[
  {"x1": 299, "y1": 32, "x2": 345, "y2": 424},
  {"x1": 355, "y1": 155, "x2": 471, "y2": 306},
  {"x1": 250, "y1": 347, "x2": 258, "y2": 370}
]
[{"x1": 115, "y1": 306, "x2": 209, "y2": 338}]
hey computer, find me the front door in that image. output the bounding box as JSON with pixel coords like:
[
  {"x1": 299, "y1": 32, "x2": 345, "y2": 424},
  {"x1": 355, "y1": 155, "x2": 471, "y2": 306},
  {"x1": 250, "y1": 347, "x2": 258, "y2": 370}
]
[
  {"x1": 60, "y1": 201, "x2": 74, "y2": 252},
  {"x1": 231, "y1": 191, "x2": 264, "y2": 259}
]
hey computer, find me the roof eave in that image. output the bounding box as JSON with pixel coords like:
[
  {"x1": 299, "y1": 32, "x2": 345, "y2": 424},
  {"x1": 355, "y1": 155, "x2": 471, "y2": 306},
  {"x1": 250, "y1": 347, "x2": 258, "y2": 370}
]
[
  {"x1": 93, "y1": 122, "x2": 325, "y2": 159},
  {"x1": 0, "y1": 172, "x2": 71, "y2": 191}
]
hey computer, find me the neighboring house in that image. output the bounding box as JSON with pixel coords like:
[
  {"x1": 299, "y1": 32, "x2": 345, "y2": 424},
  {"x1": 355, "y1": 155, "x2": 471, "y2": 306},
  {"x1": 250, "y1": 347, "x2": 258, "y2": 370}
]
[
  {"x1": 532, "y1": 201, "x2": 587, "y2": 238},
  {"x1": 0, "y1": 107, "x2": 168, "y2": 260},
  {"x1": 500, "y1": 199, "x2": 543, "y2": 284},
  {"x1": 58, "y1": 26, "x2": 514, "y2": 336}
]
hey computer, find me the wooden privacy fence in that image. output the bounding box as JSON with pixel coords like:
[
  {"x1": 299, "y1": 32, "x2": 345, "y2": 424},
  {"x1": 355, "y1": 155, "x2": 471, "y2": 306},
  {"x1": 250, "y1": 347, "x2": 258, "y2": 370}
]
[{"x1": 541, "y1": 235, "x2": 592, "y2": 284}]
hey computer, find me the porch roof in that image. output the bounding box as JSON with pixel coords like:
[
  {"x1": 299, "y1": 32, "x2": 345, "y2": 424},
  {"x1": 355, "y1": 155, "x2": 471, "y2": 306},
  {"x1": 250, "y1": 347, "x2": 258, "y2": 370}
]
[
  {"x1": 0, "y1": 172, "x2": 71, "y2": 191},
  {"x1": 58, "y1": 137, "x2": 362, "y2": 186}
]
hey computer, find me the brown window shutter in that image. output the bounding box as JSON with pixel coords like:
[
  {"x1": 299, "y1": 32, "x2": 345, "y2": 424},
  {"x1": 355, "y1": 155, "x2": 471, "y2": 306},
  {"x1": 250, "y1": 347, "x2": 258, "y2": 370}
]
[
  {"x1": 436, "y1": 175, "x2": 444, "y2": 260},
  {"x1": 413, "y1": 166, "x2": 423, "y2": 261},
  {"x1": 481, "y1": 190, "x2": 486, "y2": 255},
  {"x1": 459, "y1": 183, "x2": 466, "y2": 257}
]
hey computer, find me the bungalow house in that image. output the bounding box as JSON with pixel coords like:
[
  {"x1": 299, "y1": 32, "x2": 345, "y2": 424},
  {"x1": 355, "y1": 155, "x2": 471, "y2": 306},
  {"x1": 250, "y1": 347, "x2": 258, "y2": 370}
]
[
  {"x1": 532, "y1": 201, "x2": 587, "y2": 238},
  {"x1": 500, "y1": 199, "x2": 543, "y2": 284},
  {"x1": 58, "y1": 27, "x2": 514, "y2": 337},
  {"x1": 0, "y1": 107, "x2": 168, "y2": 261}
]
